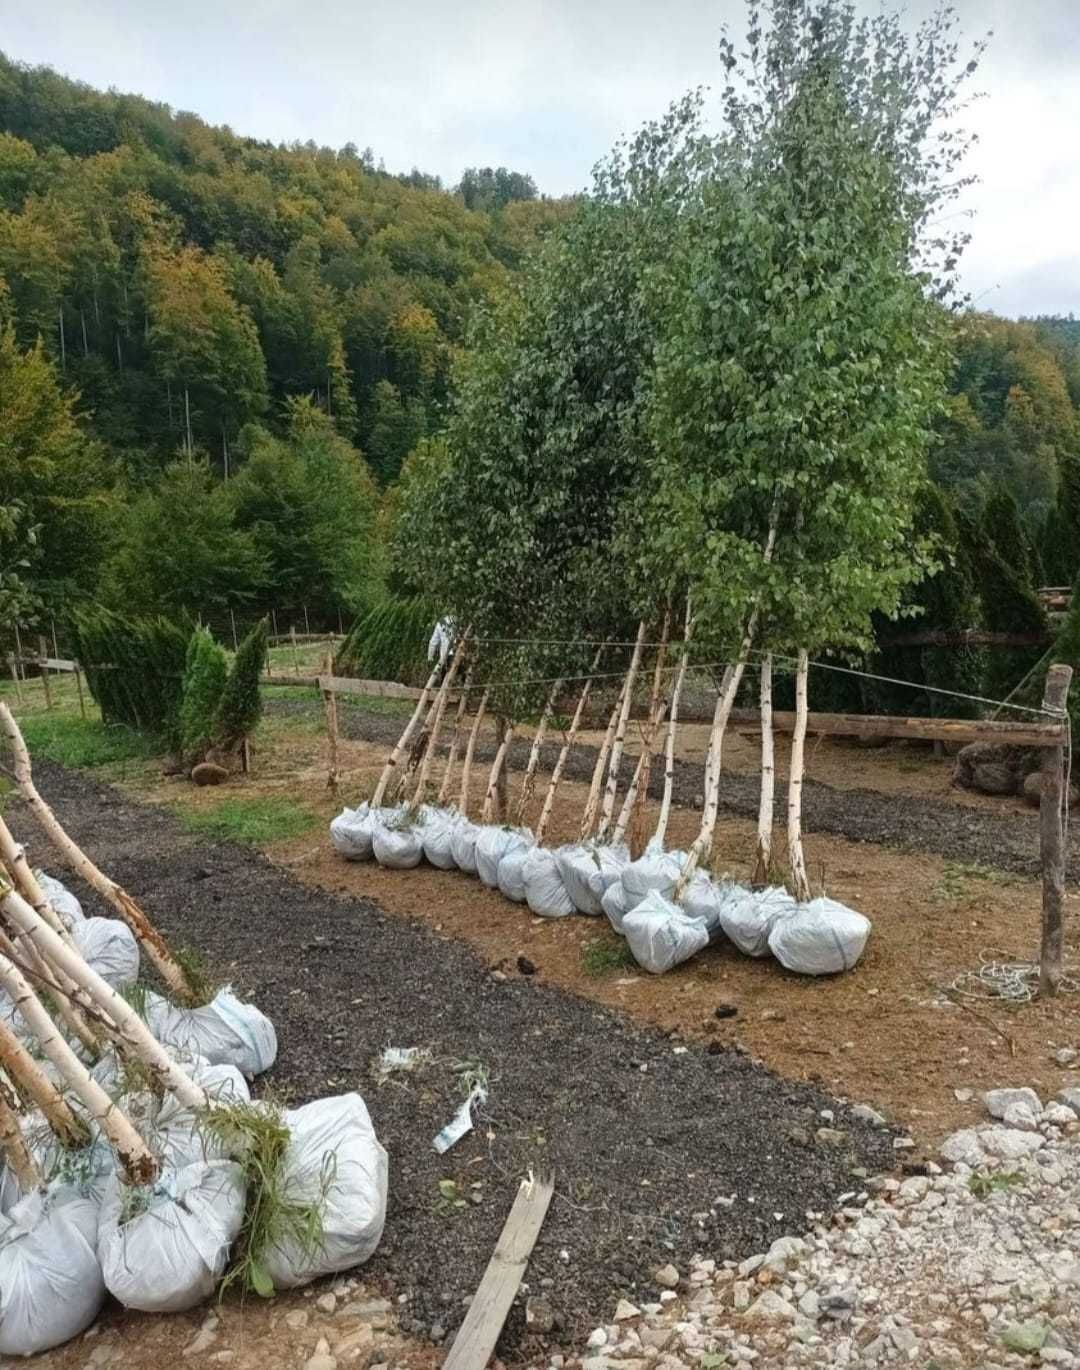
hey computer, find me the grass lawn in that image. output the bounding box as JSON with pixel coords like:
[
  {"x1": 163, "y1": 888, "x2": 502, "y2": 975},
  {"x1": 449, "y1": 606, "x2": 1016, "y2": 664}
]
[{"x1": 175, "y1": 795, "x2": 319, "y2": 844}]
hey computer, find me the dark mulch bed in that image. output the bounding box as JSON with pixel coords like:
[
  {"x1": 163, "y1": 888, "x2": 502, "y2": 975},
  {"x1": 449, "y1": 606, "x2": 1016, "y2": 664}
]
[
  {"x1": 269, "y1": 695, "x2": 1065, "y2": 879},
  {"x1": 10, "y1": 762, "x2": 897, "y2": 1358}
]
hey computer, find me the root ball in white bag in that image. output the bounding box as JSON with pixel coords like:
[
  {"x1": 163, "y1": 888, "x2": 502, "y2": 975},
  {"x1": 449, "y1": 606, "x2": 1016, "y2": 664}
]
[
  {"x1": 72, "y1": 915, "x2": 140, "y2": 989},
  {"x1": 330, "y1": 804, "x2": 376, "y2": 861},
  {"x1": 522, "y1": 846, "x2": 576, "y2": 918},
  {"x1": 450, "y1": 818, "x2": 482, "y2": 875},
  {"x1": 33, "y1": 870, "x2": 85, "y2": 930},
  {"x1": 623, "y1": 889, "x2": 712, "y2": 974},
  {"x1": 262, "y1": 1092, "x2": 388, "y2": 1289},
  {"x1": 0, "y1": 1186, "x2": 105, "y2": 1357},
  {"x1": 371, "y1": 815, "x2": 425, "y2": 869},
  {"x1": 97, "y1": 1159, "x2": 246, "y2": 1313},
  {"x1": 422, "y1": 810, "x2": 460, "y2": 869},
  {"x1": 768, "y1": 896, "x2": 871, "y2": 974},
  {"x1": 557, "y1": 843, "x2": 628, "y2": 917},
  {"x1": 476, "y1": 826, "x2": 532, "y2": 890},
  {"x1": 144, "y1": 988, "x2": 277, "y2": 1079},
  {"x1": 719, "y1": 886, "x2": 797, "y2": 957}
]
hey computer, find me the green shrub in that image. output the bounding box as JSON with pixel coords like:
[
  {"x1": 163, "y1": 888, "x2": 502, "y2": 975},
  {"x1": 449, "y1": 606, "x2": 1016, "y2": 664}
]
[
  {"x1": 214, "y1": 618, "x2": 267, "y2": 750},
  {"x1": 335, "y1": 593, "x2": 434, "y2": 685},
  {"x1": 179, "y1": 626, "x2": 228, "y2": 761},
  {"x1": 71, "y1": 608, "x2": 190, "y2": 747}
]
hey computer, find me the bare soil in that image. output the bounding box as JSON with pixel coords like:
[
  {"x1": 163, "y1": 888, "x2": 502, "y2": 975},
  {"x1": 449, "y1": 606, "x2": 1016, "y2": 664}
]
[{"x1": 8, "y1": 762, "x2": 897, "y2": 1364}]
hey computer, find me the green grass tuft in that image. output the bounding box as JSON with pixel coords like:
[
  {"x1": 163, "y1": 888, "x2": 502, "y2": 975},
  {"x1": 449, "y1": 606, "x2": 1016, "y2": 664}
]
[
  {"x1": 968, "y1": 1170, "x2": 1024, "y2": 1198},
  {"x1": 19, "y1": 715, "x2": 157, "y2": 769},
  {"x1": 201, "y1": 1096, "x2": 332, "y2": 1299},
  {"x1": 176, "y1": 796, "x2": 318, "y2": 845},
  {"x1": 580, "y1": 935, "x2": 637, "y2": 977}
]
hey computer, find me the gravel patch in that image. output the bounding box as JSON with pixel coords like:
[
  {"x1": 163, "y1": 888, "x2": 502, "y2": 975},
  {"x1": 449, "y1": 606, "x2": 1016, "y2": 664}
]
[{"x1": 8, "y1": 761, "x2": 896, "y2": 1361}]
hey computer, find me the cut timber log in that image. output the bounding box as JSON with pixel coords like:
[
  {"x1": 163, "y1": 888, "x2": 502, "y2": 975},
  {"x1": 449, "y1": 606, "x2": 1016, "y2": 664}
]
[
  {"x1": 442, "y1": 1173, "x2": 554, "y2": 1370},
  {"x1": 727, "y1": 708, "x2": 1066, "y2": 749},
  {"x1": 1039, "y1": 663, "x2": 1072, "y2": 997}
]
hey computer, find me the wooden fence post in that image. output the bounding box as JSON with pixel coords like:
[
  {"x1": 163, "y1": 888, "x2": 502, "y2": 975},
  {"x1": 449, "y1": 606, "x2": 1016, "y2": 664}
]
[
  {"x1": 1040, "y1": 663, "x2": 1072, "y2": 997},
  {"x1": 290, "y1": 626, "x2": 301, "y2": 676},
  {"x1": 73, "y1": 665, "x2": 87, "y2": 720},
  {"x1": 6, "y1": 653, "x2": 22, "y2": 705},
  {"x1": 37, "y1": 637, "x2": 52, "y2": 710},
  {"x1": 13, "y1": 624, "x2": 24, "y2": 682},
  {"x1": 322, "y1": 653, "x2": 339, "y2": 792}
]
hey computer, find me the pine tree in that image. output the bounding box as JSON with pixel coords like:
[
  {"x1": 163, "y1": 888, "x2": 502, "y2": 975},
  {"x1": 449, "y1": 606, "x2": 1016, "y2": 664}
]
[
  {"x1": 982, "y1": 482, "x2": 1040, "y2": 590},
  {"x1": 179, "y1": 626, "x2": 228, "y2": 762},
  {"x1": 961, "y1": 511, "x2": 1049, "y2": 702},
  {"x1": 213, "y1": 618, "x2": 267, "y2": 752}
]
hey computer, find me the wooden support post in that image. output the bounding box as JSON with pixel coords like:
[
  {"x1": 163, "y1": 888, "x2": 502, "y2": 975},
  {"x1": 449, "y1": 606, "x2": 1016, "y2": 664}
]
[
  {"x1": 1039, "y1": 663, "x2": 1072, "y2": 997},
  {"x1": 323, "y1": 653, "x2": 339, "y2": 792},
  {"x1": 303, "y1": 604, "x2": 311, "y2": 636},
  {"x1": 7, "y1": 653, "x2": 22, "y2": 705},
  {"x1": 73, "y1": 664, "x2": 86, "y2": 719},
  {"x1": 13, "y1": 624, "x2": 24, "y2": 682},
  {"x1": 50, "y1": 617, "x2": 59, "y2": 660},
  {"x1": 37, "y1": 637, "x2": 52, "y2": 710},
  {"x1": 442, "y1": 1174, "x2": 554, "y2": 1370},
  {"x1": 291, "y1": 625, "x2": 301, "y2": 676}
]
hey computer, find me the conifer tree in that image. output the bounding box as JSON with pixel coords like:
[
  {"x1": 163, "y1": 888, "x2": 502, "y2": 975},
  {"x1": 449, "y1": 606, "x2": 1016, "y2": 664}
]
[
  {"x1": 213, "y1": 618, "x2": 267, "y2": 752},
  {"x1": 179, "y1": 625, "x2": 228, "y2": 762}
]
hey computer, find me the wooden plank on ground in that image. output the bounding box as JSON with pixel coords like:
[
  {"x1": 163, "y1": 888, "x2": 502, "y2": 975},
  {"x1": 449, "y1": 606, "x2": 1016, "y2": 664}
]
[
  {"x1": 443, "y1": 1173, "x2": 554, "y2": 1370},
  {"x1": 727, "y1": 708, "x2": 1066, "y2": 748}
]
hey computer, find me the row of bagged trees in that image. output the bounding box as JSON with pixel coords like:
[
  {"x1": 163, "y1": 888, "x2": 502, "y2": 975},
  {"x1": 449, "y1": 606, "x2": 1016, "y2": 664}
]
[
  {"x1": 0, "y1": 703, "x2": 387, "y2": 1356},
  {"x1": 333, "y1": 3, "x2": 987, "y2": 963}
]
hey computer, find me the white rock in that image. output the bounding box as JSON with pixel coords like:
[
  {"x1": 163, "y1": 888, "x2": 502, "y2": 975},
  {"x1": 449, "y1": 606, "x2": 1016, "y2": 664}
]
[
  {"x1": 738, "y1": 1254, "x2": 766, "y2": 1278},
  {"x1": 1052, "y1": 1048, "x2": 1077, "y2": 1067},
  {"x1": 733, "y1": 1282, "x2": 752, "y2": 1312},
  {"x1": 587, "y1": 1329, "x2": 608, "y2": 1348},
  {"x1": 316, "y1": 1293, "x2": 337, "y2": 1315},
  {"x1": 850, "y1": 1104, "x2": 887, "y2": 1126},
  {"x1": 654, "y1": 1263, "x2": 680, "y2": 1289},
  {"x1": 747, "y1": 1291, "x2": 796, "y2": 1322},
  {"x1": 1043, "y1": 1103, "x2": 1077, "y2": 1127},
  {"x1": 798, "y1": 1291, "x2": 820, "y2": 1320},
  {"x1": 978, "y1": 1126, "x2": 1046, "y2": 1160},
  {"x1": 613, "y1": 1299, "x2": 641, "y2": 1322},
  {"x1": 1002, "y1": 1102, "x2": 1041, "y2": 1130},
  {"x1": 896, "y1": 1176, "x2": 931, "y2": 1206},
  {"x1": 764, "y1": 1237, "x2": 807, "y2": 1271},
  {"x1": 984, "y1": 1088, "x2": 1043, "y2": 1120},
  {"x1": 1058, "y1": 1088, "x2": 1080, "y2": 1116}
]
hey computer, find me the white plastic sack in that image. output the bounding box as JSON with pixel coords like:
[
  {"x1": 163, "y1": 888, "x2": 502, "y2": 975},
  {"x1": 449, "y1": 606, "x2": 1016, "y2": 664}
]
[
  {"x1": 144, "y1": 988, "x2": 277, "y2": 1079},
  {"x1": 371, "y1": 817, "x2": 424, "y2": 869},
  {"x1": 34, "y1": 870, "x2": 85, "y2": 930},
  {"x1": 476, "y1": 826, "x2": 533, "y2": 889},
  {"x1": 422, "y1": 810, "x2": 461, "y2": 869},
  {"x1": 719, "y1": 886, "x2": 797, "y2": 958},
  {"x1": 621, "y1": 841, "x2": 689, "y2": 906},
  {"x1": 98, "y1": 1159, "x2": 245, "y2": 1313},
  {"x1": 262, "y1": 1093, "x2": 388, "y2": 1290},
  {"x1": 522, "y1": 846, "x2": 576, "y2": 918},
  {"x1": 496, "y1": 836, "x2": 536, "y2": 903},
  {"x1": 556, "y1": 843, "x2": 629, "y2": 917},
  {"x1": 72, "y1": 916, "x2": 139, "y2": 990},
  {"x1": 450, "y1": 818, "x2": 482, "y2": 875},
  {"x1": 623, "y1": 889, "x2": 711, "y2": 974},
  {"x1": 681, "y1": 874, "x2": 741, "y2": 931},
  {"x1": 0, "y1": 1186, "x2": 105, "y2": 1356},
  {"x1": 330, "y1": 804, "x2": 376, "y2": 862},
  {"x1": 768, "y1": 897, "x2": 872, "y2": 975}
]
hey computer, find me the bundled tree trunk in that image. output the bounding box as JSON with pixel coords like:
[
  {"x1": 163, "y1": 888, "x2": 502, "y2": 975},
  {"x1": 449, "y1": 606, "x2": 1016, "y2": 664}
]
[
  {"x1": 456, "y1": 688, "x2": 490, "y2": 818},
  {"x1": 410, "y1": 634, "x2": 470, "y2": 806},
  {"x1": 613, "y1": 618, "x2": 672, "y2": 849},
  {"x1": 481, "y1": 722, "x2": 516, "y2": 824},
  {"x1": 653, "y1": 611, "x2": 695, "y2": 848},
  {"x1": 786, "y1": 648, "x2": 812, "y2": 902},
  {"x1": 0, "y1": 948, "x2": 158, "y2": 1185},
  {"x1": 595, "y1": 622, "x2": 648, "y2": 841},
  {"x1": 436, "y1": 667, "x2": 473, "y2": 805},
  {"x1": 580, "y1": 686, "x2": 628, "y2": 839},
  {"x1": 536, "y1": 648, "x2": 604, "y2": 845},
  {"x1": 0, "y1": 1015, "x2": 87, "y2": 1148},
  {"x1": 371, "y1": 659, "x2": 445, "y2": 807},
  {"x1": 514, "y1": 680, "x2": 563, "y2": 825},
  {"x1": 0, "y1": 882, "x2": 209, "y2": 1114},
  {"x1": 752, "y1": 653, "x2": 775, "y2": 886},
  {"x1": 0, "y1": 703, "x2": 200, "y2": 1006}
]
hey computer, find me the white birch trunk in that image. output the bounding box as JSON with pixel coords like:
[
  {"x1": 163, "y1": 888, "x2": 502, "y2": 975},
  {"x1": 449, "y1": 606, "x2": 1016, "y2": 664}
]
[
  {"x1": 752, "y1": 653, "x2": 775, "y2": 885},
  {"x1": 536, "y1": 651, "x2": 603, "y2": 845},
  {"x1": 0, "y1": 949, "x2": 158, "y2": 1185},
  {"x1": 787, "y1": 648, "x2": 812, "y2": 903},
  {"x1": 411, "y1": 635, "x2": 470, "y2": 806},
  {"x1": 514, "y1": 681, "x2": 563, "y2": 825},
  {"x1": 612, "y1": 619, "x2": 671, "y2": 846},
  {"x1": 579, "y1": 691, "x2": 624, "y2": 840},
  {"x1": 595, "y1": 622, "x2": 648, "y2": 841},
  {"x1": 481, "y1": 724, "x2": 516, "y2": 824},
  {"x1": 456, "y1": 689, "x2": 489, "y2": 818},
  {"x1": 371, "y1": 660, "x2": 444, "y2": 806},
  {"x1": 0, "y1": 1085, "x2": 39, "y2": 1191},
  {"x1": 0, "y1": 884, "x2": 209, "y2": 1114},
  {"x1": 0, "y1": 1015, "x2": 86, "y2": 1148},
  {"x1": 436, "y1": 667, "x2": 473, "y2": 804},
  {"x1": 654, "y1": 610, "x2": 696, "y2": 847},
  {"x1": 0, "y1": 703, "x2": 198, "y2": 1005}
]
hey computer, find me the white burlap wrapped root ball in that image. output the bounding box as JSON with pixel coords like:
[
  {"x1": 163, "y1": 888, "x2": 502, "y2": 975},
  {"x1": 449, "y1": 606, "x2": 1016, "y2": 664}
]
[
  {"x1": 496, "y1": 834, "x2": 536, "y2": 903},
  {"x1": 72, "y1": 916, "x2": 139, "y2": 990},
  {"x1": 450, "y1": 818, "x2": 482, "y2": 875},
  {"x1": 556, "y1": 843, "x2": 629, "y2": 917},
  {"x1": 330, "y1": 804, "x2": 377, "y2": 861},
  {"x1": 719, "y1": 886, "x2": 798, "y2": 957},
  {"x1": 522, "y1": 846, "x2": 576, "y2": 918},
  {"x1": 34, "y1": 870, "x2": 85, "y2": 930},
  {"x1": 603, "y1": 841, "x2": 689, "y2": 933},
  {"x1": 262, "y1": 1093, "x2": 388, "y2": 1289},
  {"x1": 97, "y1": 1159, "x2": 246, "y2": 1313},
  {"x1": 0, "y1": 1186, "x2": 105, "y2": 1357},
  {"x1": 768, "y1": 896, "x2": 871, "y2": 974},
  {"x1": 144, "y1": 989, "x2": 277, "y2": 1079},
  {"x1": 371, "y1": 810, "x2": 426, "y2": 869},
  {"x1": 476, "y1": 826, "x2": 533, "y2": 890},
  {"x1": 623, "y1": 888, "x2": 712, "y2": 974},
  {"x1": 422, "y1": 809, "x2": 462, "y2": 869}
]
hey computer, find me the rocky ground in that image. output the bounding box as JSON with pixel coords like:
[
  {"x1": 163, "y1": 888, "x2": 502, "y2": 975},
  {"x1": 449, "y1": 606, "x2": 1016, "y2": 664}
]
[{"x1": 563, "y1": 1086, "x2": 1080, "y2": 1370}]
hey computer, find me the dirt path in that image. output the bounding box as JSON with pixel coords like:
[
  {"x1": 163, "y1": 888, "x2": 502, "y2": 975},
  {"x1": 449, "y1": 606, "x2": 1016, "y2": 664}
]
[
  {"x1": 9, "y1": 761, "x2": 897, "y2": 1363},
  {"x1": 269, "y1": 697, "x2": 1065, "y2": 878}
]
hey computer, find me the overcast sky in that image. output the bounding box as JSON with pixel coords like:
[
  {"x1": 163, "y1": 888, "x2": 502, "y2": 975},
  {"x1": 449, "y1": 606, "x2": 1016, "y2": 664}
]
[{"x1": 4, "y1": 1, "x2": 1078, "y2": 317}]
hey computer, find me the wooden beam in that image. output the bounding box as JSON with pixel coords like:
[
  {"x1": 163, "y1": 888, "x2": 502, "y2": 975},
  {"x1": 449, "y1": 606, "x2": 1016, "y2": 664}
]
[
  {"x1": 726, "y1": 707, "x2": 1066, "y2": 748},
  {"x1": 442, "y1": 1173, "x2": 554, "y2": 1370},
  {"x1": 317, "y1": 673, "x2": 460, "y2": 704},
  {"x1": 1039, "y1": 664, "x2": 1072, "y2": 997},
  {"x1": 884, "y1": 629, "x2": 1052, "y2": 648}
]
